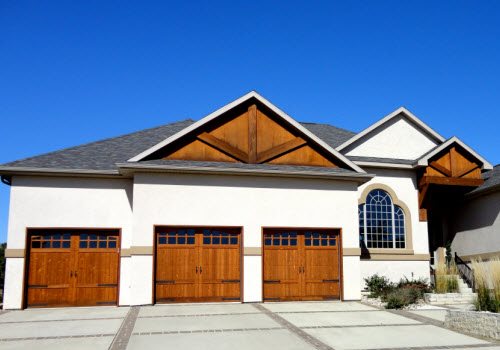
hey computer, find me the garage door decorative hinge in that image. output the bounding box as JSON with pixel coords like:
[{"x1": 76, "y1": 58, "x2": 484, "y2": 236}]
[
  {"x1": 263, "y1": 280, "x2": 280, "y2": 284},
  {"x1": 322, "y1": 279, "x2": 339, "y2": 283},
  {"x1": 221, "y1": 279, "x2": 240, "y2": 283},
  {"x1": 156, "y1": 280, "x2": 175, "y2": 284},
  {"x1": 97, "y1": 283, "x2": 118, "y2": 287},
  {"x1": 28, "y1": 284, "x2": 48, "y2": 288}
]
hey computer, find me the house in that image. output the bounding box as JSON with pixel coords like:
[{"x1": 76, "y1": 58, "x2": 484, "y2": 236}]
[{"x1": 0, "y1": 91, "x2": 494, "y2": 309}]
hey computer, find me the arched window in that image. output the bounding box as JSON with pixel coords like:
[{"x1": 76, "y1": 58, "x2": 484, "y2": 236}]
[{"x1": 358, "y1": 189, "x2": 406, "y2": 249}]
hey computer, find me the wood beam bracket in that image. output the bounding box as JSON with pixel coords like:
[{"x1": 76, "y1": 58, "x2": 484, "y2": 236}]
[
  {"x1": 256, "y1": 137, "x2": 306, "y2": 164},
  {"x1": 197, "y1": 132, "x2": 249, "y2": 163}
]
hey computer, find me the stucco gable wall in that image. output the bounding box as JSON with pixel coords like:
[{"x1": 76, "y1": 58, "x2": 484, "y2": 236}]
[{"x1": 344, "y1": 116, "x2": 439, "y2": 160}]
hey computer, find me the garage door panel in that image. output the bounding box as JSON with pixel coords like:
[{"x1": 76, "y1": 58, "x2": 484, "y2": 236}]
[
  {"x1": 26, "y1": 230, "x2": 120, "y2": 308},
  {"x1": 200, "y1": 247, "x2": 240, "y2": 282},
  {"x1": 76, "y1": 252, "x2": 119, "y2": 285},
  {"x1": 263, "y1": 229, "x2": 341, "y2": 301},
  {"x1": 155, "y1": 227, "x2": 241, "y2": 303},
  {"x1": 76, "y1": 286, "x2": 117, "y2": 306},
  {"x1": 156, "y1": 247, "x2": 197, "y2": 282}
]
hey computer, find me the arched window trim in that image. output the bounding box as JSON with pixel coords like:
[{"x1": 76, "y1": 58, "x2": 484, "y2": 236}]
[{"x1": 358, "y1": 184, "x2": 413, "y2": 251}]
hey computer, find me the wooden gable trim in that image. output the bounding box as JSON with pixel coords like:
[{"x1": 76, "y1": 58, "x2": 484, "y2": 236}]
[
  {"x1": 147, "y1": 100, "x2": 351, "y2": 169},
  {"x1": 417, "y1": 142, "x2": 485, "y2": 222},
  {"x1": 197, "y1": 132, "x2": 248, "y2": 163},
  {"x1": 128, "y1": 91, "x2": 365, "y2": 173}
]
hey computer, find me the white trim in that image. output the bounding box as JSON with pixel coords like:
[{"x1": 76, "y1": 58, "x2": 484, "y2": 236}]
[
  {"x1": 117, "y1": 162, "x2": 373, "y2": 183},
  {"x1": 352, "y1": 161, "x2": 414, "y2": 169},
  {"x1": 337, "y1": 107, "x2": 446, "y2": 151},
  {"x1": 127, "y1": 91, "x2": 366, "y2": 173},
  {"x1": 415, "y1": 136, "x2": 493, "y2": 170}
]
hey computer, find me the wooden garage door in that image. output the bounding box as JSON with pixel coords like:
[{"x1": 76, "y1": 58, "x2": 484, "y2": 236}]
[
  {"x1": 263, "y1": 229, "x2": 341, "y2": 301},
  {"x1": 26, "y1": 229, "x2": 120, "y2": 308},
  {"x1": 155, "y1": 227, "x2": 241, "y2": 303}
]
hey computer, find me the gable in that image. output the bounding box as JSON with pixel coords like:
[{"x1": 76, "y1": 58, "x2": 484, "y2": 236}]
[
  {"x1": 422, "y1": 145, "x2": 483, "y2": 180},
  {"x1": 142, "y1": 99, "x2": 340, "y2": 168},
  {"x1": 130, "y1": 92, "x2": 364, "y2": 172},
  {"x1": 342, "y1": 113, "x2": 440, "y2": 160}
]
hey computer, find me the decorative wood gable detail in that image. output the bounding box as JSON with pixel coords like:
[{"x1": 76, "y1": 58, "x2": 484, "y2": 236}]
[
  {"x1": 418, "y1": 145, "x2": 484, "y2": 221},
  {"x1": 151, "y1": 102, "x2": 341, "y2": 168}
]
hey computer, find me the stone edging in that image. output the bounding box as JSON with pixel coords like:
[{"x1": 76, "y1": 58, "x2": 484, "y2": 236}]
[{"x1": 446, "y1": 310, "x2": 500, "y2": 340}]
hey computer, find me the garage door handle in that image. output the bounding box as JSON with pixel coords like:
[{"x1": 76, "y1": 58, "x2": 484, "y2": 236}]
[
  {"x1": 264, "y1": 280, "x2": 280, "y2": 284},
  {"x1": 196, "y1": 266, "x2": 198, "y2": 273}
]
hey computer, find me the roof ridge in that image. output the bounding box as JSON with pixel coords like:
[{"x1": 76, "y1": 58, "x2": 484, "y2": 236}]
[{"x1": 3, "y1": 119, "x2": 194, "y2": 166}]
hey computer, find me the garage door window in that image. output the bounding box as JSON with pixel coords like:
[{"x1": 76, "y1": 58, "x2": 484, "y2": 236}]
[
  {"x1": 203, "y1": 229, "x2": 239, "y2": 245},
  {"x1": 304, "y1": 232, "x2": 336, "y2": 246},
  {"x1": 31, "y1": 233, "x2": 71, "y2": 249},
  {"x1": 79, "y1": 234, "x2": 118, "y2": 248},
  {"x1": 157, "y1": 229, "x2": 196, "y2": 245},
  {"x1": 264, "y1": 231, "x2": 298, "y2": 246}
]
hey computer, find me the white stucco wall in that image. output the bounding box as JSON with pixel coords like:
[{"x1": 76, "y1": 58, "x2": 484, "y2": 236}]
[
  {"x1": 131, "y1": 173, "x2": 362, "y2": 304},
  {"x1": 345, "y1": 116, "x2": 438, "y2": 160},
  {"x1": 360, "y1": 260, "x2": 430, "y2": 287},
  {"x1": 3, "y1": 176, "x2": 134, "y2": 309},
  {"x1": 451, "y1": 191, "x2": 500, "y2": 259}
]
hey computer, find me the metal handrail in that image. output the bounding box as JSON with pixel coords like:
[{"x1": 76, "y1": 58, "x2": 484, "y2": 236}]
[{"x1": 455, "y1": 252, "x2": 475, "y2": 291}]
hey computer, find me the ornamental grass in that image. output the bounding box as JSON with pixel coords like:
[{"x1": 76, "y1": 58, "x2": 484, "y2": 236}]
[
  {"x1": 434, "y1": 261, "x2": 459, "y2": 293},
  {"x1": 471, "y1": 257, "x2": 500, "y2": 313}
]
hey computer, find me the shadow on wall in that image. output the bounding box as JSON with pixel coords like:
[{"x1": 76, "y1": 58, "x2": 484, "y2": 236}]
[
  {"x1": 11, "y1": 177, "x2": 134, "y2": 211},
  {"x1": 452, "y1": 192, "x2": 500, "y2": 232},
  {"x1": 134, "y1": 172, "x2": 358, "y2": 192}
]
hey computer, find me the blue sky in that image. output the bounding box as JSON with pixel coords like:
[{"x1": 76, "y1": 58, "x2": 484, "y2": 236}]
[{"x1": 0, "y1": 1, "x2": 499, "y2": 243}]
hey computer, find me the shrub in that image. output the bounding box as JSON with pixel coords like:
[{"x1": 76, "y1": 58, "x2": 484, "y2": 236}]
[
  {"x1": 364, "y1": 274, "x2": 394, "y2": 298},
  {"x1": 397, "y1": 277, "x2": 430, "y2": 297},
  {"x1": 385, "y1": 288, "x2": 420, "y2": 309}
]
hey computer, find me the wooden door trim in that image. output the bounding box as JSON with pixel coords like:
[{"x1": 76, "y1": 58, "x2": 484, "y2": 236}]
[
  {"x1": 261, "y1": 226, "x2": 343, "y2": 302},
  {"x1": 23, "y1": 227, "x2": 121, "y2": 309},
  {"x1": 152, "y1": 225, "x2": 244, "y2": 304}
]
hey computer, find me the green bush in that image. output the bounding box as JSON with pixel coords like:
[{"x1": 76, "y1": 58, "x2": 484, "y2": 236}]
[
  {"x1": 364, "y1": 274, "x2": 394, "y2": 298},
  {"x1": 385, "y1": 288, "x2": 420, "y2": 309},
  {"x1": 397, "y1": 277, "x2": 430, "y2": 297},
  {"x1": 446, "y1": 276, "x2": 459, "y2": 293}
]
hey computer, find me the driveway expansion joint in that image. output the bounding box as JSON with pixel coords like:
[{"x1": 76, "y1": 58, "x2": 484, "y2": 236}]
[
  {"x1": 253, "y1": 304, "x2": 335, "y2": 350},
  {"x1": 109, "y1": 306, "x2": 140, "y2": 350},
  {"x1": 137, "y1": 311, "x2": 261, "y2": 318}
]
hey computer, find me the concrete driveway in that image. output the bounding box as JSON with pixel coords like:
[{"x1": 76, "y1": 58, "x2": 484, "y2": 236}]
[{"x1": 0, "y1": 302, "x2": 498, "y2": 350}]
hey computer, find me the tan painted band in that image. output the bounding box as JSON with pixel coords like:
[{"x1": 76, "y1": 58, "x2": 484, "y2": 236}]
[
  {"x1": 130, "y1": 246, "x2": 153, "y2": 255},
  {"x1": 343, "y1": 248, "x2": 361, "y2": 256},
  {"x1": 460, "y1": 252, "x2": 500, "y2": 262},
  {"x1": 5, "y1": 249, "x2": 25, "y2": 258},
  {"x1": 365, "y1": 249, "x2": 414, "y2": 255},
  {"x1": 362, "y1": 254, "x2": 430, "y2": 261},
  {"x1": 120, "y1": 249, "x2": 131, "y2": 257},
  {"x1": 244, "y1": 247, "x2": 262, "y2": 256}
]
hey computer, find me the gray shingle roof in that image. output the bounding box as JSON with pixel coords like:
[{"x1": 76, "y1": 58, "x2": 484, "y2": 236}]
[
  {"x1": 0, "y1": 119, "x2": 357, "y2": 173},
  {"x1": 468, "y1": 165, "x2": 500, "y2": 196}
]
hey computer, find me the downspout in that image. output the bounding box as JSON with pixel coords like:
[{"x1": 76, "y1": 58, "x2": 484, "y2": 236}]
[{"x1": 1, "y1": 175, "x2": 11, "y2": 186}]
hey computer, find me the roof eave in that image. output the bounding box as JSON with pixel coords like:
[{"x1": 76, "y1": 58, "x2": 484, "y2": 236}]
[
  {"x1": 116, "y1": 162, "x2": 374, "y2": 183},
  {"x1": 352, "y1": 161, "x2": 414, "y2": 169},
  {"x1": 0, "y1": 166, "x2": 122, "y2": 178}
]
